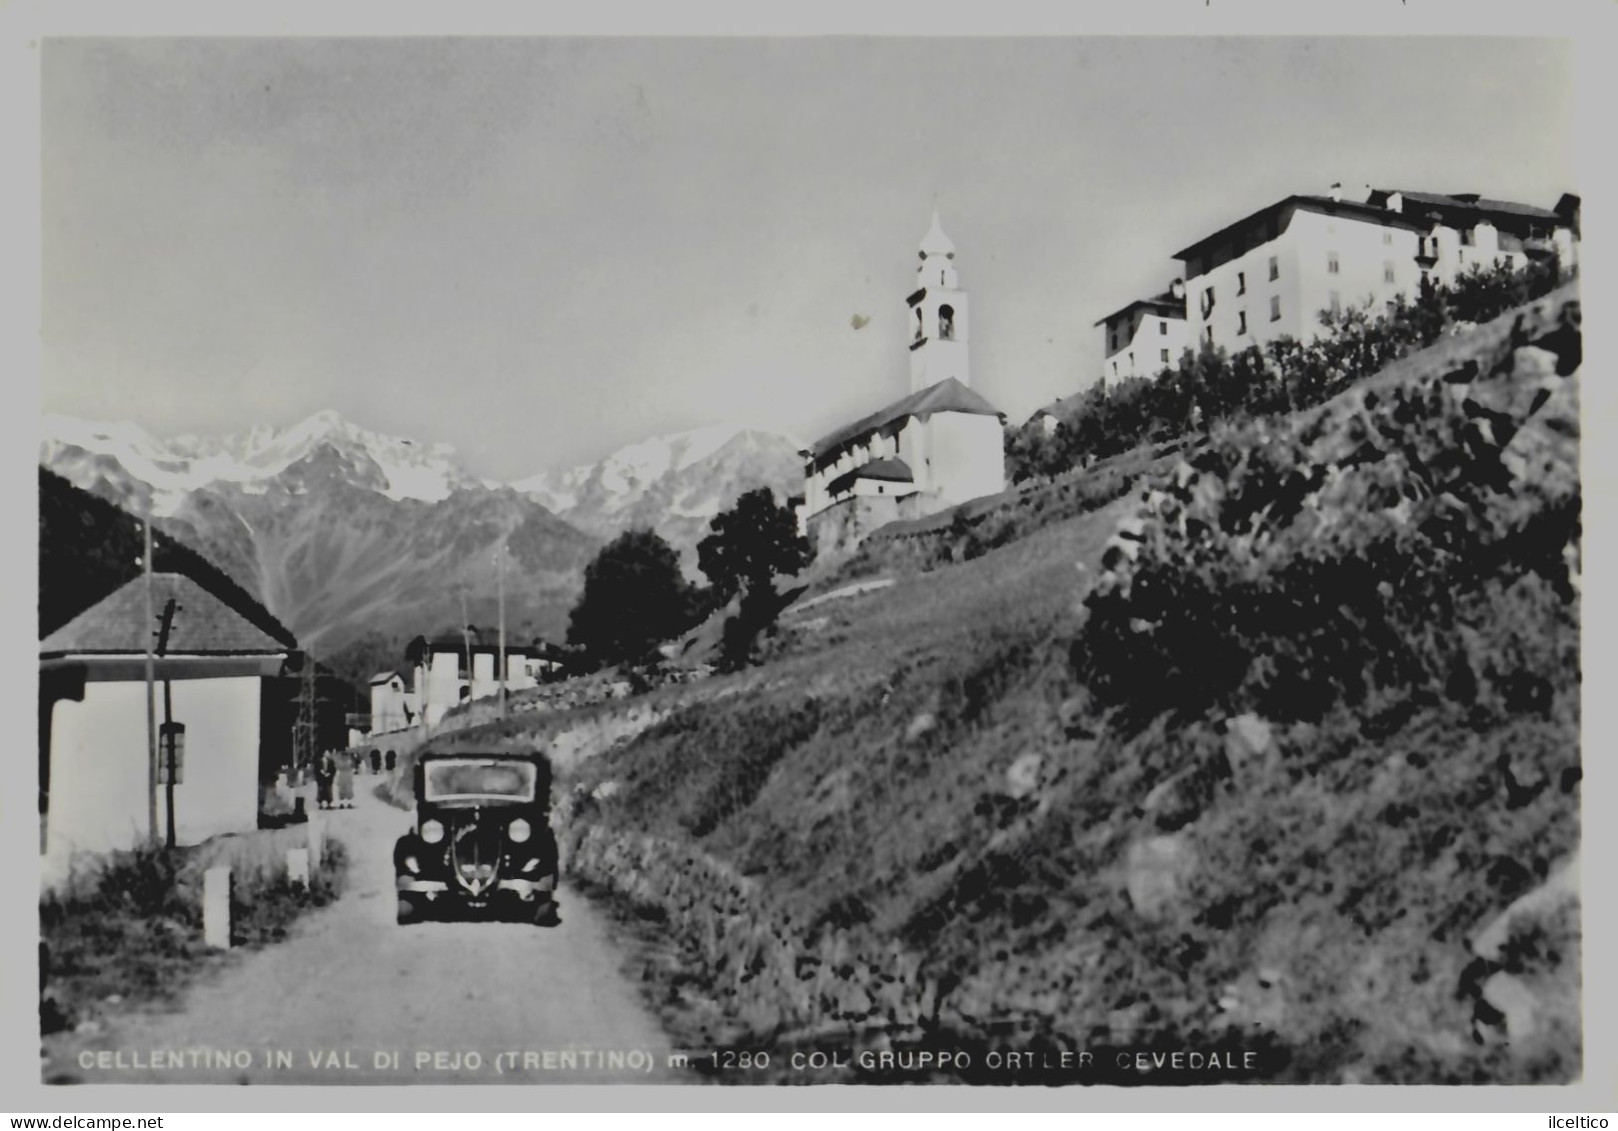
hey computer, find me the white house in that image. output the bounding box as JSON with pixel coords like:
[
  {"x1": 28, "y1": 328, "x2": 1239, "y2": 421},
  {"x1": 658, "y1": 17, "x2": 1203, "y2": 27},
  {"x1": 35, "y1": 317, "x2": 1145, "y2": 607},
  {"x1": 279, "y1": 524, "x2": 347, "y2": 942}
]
[
  {"x1": 39, "y1": 574, "x2": 294, "y2": 867},
  {"x1": 801, "y1": 211, "x2": 1006, "y2": 555},
  {"x1": 368, "y1": 669, "x2": 417, "y2": 735},
  {"x1": 399, "y1": 630, "x2": 570, "y2": 729},
  {"x1": 1096, "y1": 282, "x2": 1188, "y2": 382}
]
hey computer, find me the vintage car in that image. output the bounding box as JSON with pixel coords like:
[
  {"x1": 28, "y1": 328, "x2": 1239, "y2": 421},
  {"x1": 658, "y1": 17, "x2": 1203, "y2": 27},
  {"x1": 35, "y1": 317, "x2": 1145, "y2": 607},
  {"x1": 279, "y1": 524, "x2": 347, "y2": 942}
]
[{"x1": 394, "y1": 750, "x2": 560, "y2": 926}]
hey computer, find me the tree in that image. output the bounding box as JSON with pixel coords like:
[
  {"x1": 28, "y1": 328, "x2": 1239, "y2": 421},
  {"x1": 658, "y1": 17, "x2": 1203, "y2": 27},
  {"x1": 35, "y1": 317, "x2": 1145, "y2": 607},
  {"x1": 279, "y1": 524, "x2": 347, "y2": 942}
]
[
  {"x1": 696, "y1": 488, "x2": 813, "y2": 605},
  {"x1": 566, "y1": 528, "x2": 693, "y2": 668}
]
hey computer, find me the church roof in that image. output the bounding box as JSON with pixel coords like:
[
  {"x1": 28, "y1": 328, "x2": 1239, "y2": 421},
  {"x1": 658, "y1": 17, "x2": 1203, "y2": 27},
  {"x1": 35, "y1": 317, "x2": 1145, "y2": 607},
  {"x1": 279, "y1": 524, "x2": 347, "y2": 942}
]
[
  {"x1": 811, "y1": 377, "x2": 1002, "y2": 461},
  {"x1": 41, "y1": 573, "x2": 292, "y2": 657},
  {"x1": 919, "y1": 208, "x2": 956, "y2": 258}
]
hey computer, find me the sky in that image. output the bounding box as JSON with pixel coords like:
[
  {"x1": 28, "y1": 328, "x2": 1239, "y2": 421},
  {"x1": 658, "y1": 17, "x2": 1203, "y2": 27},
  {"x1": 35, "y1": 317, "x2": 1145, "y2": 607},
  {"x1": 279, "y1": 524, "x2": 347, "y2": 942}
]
[{"x1": 40, "y1": 36, "x2": 1575, "y2": 481}]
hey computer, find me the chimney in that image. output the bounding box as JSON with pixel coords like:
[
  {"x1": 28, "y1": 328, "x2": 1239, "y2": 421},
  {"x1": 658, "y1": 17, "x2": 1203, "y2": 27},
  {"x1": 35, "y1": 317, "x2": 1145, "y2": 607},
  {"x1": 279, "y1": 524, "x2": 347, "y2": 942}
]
[{"x1": 1328, "y1": 182, "x2": 1343, "y2": 203}]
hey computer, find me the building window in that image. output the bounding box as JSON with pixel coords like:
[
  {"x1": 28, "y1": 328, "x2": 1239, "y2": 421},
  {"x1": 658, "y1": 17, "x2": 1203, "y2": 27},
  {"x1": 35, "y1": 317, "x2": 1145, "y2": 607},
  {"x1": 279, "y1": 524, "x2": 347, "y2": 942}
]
[
  {"x1": 1111, "y1": 361, "x2": 1117, "y2": 376},
  {"x1": 938, "y1": 304, "x2": 955, "y2": 340},
  {"x1": 1383, "y1": 261, "x2": 1396, "y2": 284},
  {"x1": 1237, "y1": 310, "x2": 1247, "y2": 335},
  {"x1": 1461, "y1": 228, "x2": 1476, "y2": 247},
  {"x1": 1203, "y1": 326, "x2": 1213, "y2": 345},
  {"x1": 1236, "y1": 270, "x2": 1246, "y2": 296},
  {"x1": 1128, "y1": 351, "x2": 1134, "y2": 370},
  {"x1": 1270, "y1": 295, "x2": 1281, "y2": 322},
  {"x1": 1159, "y1": 320, "x2": 1168, "y2": 335},
  {"x1": 1268, "y1": 255, "x2": 1279, "y2": 281},
  {"x1": 1200, "y1": 286, "x2": 1215, "y2": 317},
  {"x1": 1329, "y1": 290, "x2": 1341, "y2": 316},
  {"x1": 914, "y1": 307, "x2": 924, "y2": 341},
  {"x1": 1327, "y1": 251, "x2": 1340, "y2": 275},
  {"x1": 1160, "y1": 348, "x2": 1170, "y2": 364}
]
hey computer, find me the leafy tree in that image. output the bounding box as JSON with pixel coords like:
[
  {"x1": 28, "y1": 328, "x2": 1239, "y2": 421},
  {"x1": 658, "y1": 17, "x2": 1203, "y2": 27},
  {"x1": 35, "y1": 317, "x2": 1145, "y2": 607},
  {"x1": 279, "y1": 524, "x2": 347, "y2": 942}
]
[
  {"x1": 566, "y1": 528, "x2": 694, "y2": 668},
  {"x1": 696, "y1": 488, "x2": 813, "y2": 604}
]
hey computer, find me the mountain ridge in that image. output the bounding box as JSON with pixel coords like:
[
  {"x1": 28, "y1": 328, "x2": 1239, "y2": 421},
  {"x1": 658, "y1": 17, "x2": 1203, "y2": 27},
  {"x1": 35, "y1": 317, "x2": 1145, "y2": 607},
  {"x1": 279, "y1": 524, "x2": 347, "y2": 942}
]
[{"x1": 40, "y1": 410, "x2": 805, "y2": 654}]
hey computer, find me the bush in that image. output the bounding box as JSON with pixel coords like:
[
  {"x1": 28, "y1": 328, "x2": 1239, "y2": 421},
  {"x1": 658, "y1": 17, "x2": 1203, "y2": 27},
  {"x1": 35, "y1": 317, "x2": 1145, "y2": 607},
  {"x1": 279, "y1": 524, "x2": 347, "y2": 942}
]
[{"x1": 1010, "y1": 262, "x2": 1569, "y2": 484}]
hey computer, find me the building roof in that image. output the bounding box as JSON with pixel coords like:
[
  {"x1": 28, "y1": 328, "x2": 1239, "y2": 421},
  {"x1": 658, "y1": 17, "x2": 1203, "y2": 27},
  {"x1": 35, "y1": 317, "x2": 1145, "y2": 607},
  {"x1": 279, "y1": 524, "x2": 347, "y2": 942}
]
[
  {"x1": 1094, "y1": 291, "x2": 1186, "y2": 328},
  {"x1": 41, "y1": 573, "x2": 292, "y2": 658},
  {"x1": 811, "y1": 377, "x2": 1002, "y2": 461},
  {"x1": 827, "y1": 458, "x2": 914, "y2": 498},
  {"x1": 369, "y1": 670, "x2": 405, "y2": 685},
  {"x1": 1376, "y1": 189, "x2": 1563, "y2": 224},
  {"x1": 1172, "y1": 194, "x2": 1426, "y2": 263}
]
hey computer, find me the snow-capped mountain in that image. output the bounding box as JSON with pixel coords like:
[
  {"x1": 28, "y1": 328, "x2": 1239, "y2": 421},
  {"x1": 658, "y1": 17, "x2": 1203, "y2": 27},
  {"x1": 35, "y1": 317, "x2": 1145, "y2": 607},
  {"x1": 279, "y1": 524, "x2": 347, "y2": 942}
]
[
  {"x1": 39, "y1": 411, "x2": 805, "y2": 655},
  {"x1": 512, "y1": 423, "x2": 805, "y2": 554},
  {"x1": 41, "y1": 409, "x2": 482, "y2": 516}
]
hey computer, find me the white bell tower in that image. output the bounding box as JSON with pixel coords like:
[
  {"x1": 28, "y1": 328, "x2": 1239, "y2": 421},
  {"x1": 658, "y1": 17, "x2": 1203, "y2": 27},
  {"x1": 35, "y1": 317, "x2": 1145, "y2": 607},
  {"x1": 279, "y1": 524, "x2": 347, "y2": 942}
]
[{"x1": 906, "y1": 208, "x2": 971, "y2": 394}]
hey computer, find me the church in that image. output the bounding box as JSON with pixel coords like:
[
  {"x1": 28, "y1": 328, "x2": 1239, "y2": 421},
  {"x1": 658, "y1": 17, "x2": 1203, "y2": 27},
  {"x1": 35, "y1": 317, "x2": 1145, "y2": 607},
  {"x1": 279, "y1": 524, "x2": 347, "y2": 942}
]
[{"x1": 800, "y1": 211, "x2": 1007, "y2": 556}]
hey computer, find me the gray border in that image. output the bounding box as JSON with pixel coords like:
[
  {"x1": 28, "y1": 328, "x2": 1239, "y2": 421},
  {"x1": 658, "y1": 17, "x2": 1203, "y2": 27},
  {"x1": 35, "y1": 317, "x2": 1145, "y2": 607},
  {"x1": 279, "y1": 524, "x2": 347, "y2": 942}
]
[{"x1": 3, "y1": 0, "x2": 1614, "y2": 1116}]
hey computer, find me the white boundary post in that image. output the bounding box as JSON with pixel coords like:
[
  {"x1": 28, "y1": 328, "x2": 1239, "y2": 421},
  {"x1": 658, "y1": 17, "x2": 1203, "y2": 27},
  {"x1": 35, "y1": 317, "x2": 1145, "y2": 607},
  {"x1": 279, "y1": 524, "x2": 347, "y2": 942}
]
[{"x1": 203, "y1": 866, "x2": 231, "y2": 949}]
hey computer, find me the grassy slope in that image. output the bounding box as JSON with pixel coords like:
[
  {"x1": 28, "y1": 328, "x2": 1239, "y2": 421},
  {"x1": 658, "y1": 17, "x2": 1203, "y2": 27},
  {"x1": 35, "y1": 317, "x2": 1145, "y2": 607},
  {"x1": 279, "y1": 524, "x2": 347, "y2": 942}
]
[{"x1": 442, "y1": 291, "x2": 1579, "y2": 1083}]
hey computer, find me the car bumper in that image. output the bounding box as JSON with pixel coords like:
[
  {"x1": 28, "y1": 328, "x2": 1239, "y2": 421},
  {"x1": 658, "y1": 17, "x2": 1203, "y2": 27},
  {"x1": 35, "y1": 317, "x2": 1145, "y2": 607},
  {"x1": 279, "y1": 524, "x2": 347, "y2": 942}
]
[
  {"x1": 396, "y1": 875, "x2": 555, "y2": 898},
  {"x1": 496, "y1": 876, "x2": 556, "y2": 900}
]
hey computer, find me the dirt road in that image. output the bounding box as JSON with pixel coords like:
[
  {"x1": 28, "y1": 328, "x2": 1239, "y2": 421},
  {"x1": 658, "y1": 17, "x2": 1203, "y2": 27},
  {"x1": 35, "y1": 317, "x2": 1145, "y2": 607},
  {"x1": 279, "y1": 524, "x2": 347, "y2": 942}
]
[{"x1": 48, "y1": 782, "x2": 680, "y2": 1085}]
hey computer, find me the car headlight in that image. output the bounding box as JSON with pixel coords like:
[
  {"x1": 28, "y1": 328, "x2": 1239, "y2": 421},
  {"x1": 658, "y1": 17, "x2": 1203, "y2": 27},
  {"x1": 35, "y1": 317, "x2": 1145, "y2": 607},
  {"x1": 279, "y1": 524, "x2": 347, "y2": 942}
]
[
  {"x1": 508, "y1": 818, "x2": 531, "y2": 843},
  {"x1": 420, "y1": 818, "x2": 445, "y2": 844}
]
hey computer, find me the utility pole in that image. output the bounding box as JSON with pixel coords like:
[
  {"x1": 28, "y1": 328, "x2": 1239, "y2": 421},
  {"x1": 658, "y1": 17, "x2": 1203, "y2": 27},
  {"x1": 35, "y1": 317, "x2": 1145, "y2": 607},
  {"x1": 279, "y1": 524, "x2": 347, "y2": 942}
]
[
  {"x1": 497, "y1": 544, "x2": 507, "y2": 719},
  {"x1": 458, "y1": 586, "x2": 473, "y2": 703},
  {"x1": 155, "y1": 598, "x2": 180, "y2": 848},
  {"x1": 142, "y1": 518, "x2": 158, "y2": 845}
]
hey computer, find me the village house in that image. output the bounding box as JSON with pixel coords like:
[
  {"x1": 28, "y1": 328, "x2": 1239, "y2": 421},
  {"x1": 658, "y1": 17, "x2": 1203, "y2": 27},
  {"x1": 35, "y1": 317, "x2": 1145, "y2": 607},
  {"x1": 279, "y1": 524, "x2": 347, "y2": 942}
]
[
  {"x1": 1096, "y1": 281, "x2": 1188, "y2": 383},
  {"x1": 39, "y1": 574, "x2": 296, "y2": 867},
  {"x1": 800, "y1": 211, "x2": 1007, "y2": 555},
  {"x1": 1171, "y1": 183, "x2": 1577, "y2": 356},
  {"x1": 393, "y1": 629, "x2": 570, "y2": 730}
]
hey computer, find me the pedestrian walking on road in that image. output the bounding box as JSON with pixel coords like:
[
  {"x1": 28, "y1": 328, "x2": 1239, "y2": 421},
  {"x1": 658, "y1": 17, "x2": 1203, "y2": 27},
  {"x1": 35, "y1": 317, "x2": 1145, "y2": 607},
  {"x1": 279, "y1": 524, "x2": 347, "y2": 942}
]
[
  {"x1": 316, "y1": 751, "x2": 336, "y2": 810},
  {"x1": 336, "y1": 752, "x2": 355, "y2": 809}
]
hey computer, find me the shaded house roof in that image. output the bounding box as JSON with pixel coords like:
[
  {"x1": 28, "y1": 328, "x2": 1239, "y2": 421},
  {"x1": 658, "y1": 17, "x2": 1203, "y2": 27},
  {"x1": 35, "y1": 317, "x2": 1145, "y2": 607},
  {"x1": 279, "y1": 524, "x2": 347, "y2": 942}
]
[
  {"x1": 1370, "y1": 189, "x2": 1563, "y2": 226},
  {"x1": 369, "y1": 670, "x2": 408, "y2": 686},
  {"x1": 810, "y1": 377, "x2": 1002, "y2": 462},
  {"x1": 1173, "y1": 194, "x2": 1427, "y2": 264},
  {"x1": 1094, "y1": 290, "x2": 1186, "y2": 328},
  {"x1": 827, "y1": 457, "x2": 914, "y2": 497},
  {"x1": 41, "y1": 573, "x2": 292, "y2": 658}
]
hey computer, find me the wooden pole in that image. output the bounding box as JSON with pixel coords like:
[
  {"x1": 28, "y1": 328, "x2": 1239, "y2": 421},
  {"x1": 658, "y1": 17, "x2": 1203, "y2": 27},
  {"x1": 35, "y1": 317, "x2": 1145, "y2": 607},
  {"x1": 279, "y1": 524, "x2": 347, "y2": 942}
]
[
  {"x1": 498, "y1": 545, "x2": 507, "y2": 719},
  {"x1": 162, "y1": 678, "x2": 176, "y2": 848},
  {"x1": 143, "y1": 519, "x2": 158, "y2": 845}
]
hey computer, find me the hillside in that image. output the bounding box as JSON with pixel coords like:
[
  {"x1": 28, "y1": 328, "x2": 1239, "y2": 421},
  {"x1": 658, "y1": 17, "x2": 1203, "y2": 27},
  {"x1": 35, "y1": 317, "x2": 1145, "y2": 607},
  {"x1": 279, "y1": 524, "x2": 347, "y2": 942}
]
[
  {"x1": 37, "y1": 467, "x2": 295, "y2": 647},
  {"x1": 400, "y1": 287, "x2": 1580, "y2": 1084}
]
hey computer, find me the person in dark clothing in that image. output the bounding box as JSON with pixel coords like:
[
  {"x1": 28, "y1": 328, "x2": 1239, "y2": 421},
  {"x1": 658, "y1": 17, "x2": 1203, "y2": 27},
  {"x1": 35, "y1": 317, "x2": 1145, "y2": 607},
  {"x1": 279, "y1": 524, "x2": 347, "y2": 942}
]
[{"x1": 316, "y1": 750, "x2": 336, "y2": 810}]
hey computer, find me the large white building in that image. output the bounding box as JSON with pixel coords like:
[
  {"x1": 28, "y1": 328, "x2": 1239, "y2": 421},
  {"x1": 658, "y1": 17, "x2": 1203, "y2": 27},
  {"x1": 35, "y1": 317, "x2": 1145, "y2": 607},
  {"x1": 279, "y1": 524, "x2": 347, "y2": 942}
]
[
  {"x1": 800, "y1": 211, "x2": 1006, "y2": 555},
  {"x1": 1171, "y1": 184, "x2": 1577, "y2": 356}
]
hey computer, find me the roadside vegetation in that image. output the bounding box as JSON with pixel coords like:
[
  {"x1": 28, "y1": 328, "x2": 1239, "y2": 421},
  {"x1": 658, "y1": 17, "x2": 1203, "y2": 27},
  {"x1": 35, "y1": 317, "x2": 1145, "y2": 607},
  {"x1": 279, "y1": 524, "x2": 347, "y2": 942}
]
[{"x1": 39, "y1": 832, "x2": 348, "y2": 1047}]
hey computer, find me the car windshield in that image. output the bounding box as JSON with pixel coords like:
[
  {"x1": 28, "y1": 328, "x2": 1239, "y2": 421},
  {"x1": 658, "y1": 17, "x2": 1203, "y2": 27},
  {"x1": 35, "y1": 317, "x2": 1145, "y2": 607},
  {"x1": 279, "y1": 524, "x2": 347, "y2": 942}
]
[{"x1": 423, "y1": 759, "x2": 536, "y2": 803}]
